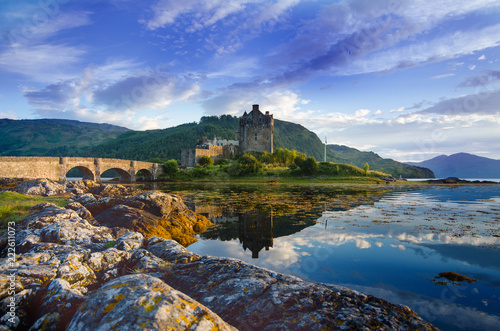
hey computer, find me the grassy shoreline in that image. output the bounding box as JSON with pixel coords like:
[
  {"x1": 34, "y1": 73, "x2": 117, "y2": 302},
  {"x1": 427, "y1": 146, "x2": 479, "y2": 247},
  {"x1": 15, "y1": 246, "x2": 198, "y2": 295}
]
[{"x1": 0, "y1": 191, "x2": 68, "y2": 229}]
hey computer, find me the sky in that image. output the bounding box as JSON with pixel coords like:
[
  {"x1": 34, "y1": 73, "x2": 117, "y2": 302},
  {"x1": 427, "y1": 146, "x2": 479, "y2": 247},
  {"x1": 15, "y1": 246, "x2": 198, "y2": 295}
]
[{"x1": 1, "y1": 0, "x2": 500, "y2": 162}]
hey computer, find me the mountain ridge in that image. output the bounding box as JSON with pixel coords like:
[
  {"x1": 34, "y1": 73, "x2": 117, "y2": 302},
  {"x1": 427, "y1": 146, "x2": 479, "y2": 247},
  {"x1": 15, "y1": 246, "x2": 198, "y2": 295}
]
[
  {"x1": 1, "y1": 117, "x2": 433, "y2": 178},
  {"x1": 407, "y1": 153, "x2": 500, "y2": 178}
]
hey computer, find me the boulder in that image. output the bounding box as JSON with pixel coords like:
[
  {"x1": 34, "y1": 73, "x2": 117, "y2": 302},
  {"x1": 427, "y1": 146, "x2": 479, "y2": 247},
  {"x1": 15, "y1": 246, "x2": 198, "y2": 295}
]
[
  {"x1": 115, "y1": 232, "x2": 144, "y2": 251},
  {"x1": 126, "y1": 249, "x2": 171, "y2": 274},
  {"x1": 123, "y1": 191, "x2": 183, "y2": 218},
  {"x1": 16, "y1": 206, "x2": 114, "y2": 251},
  {"x1": 33, "y1": 278, "x2": 86, "y2": 330},
  {"x1": 82, "y1": 197, "x2": 127, "y2": 217},
  {"x1": 65, "y1": 202, "x2": 94, "y2": 222},
  {"x1": 165, "y1": 254, "x2": 439, "y2": 331},
  {"x1": 70, "y1": 193, "x2": 97, "y2": 206},
  {"x1": 67, "y1": 274, "x2": 236, "y2": 331},
  {"x1": 13, "y1": 179, "x2": 66, "y2": 196},
  {"x1": 145, "y1": 237, "x2": 200, "y2": 264},
  {"x1": 94, "y1": 204, "x2": 160, "y2": 231}
]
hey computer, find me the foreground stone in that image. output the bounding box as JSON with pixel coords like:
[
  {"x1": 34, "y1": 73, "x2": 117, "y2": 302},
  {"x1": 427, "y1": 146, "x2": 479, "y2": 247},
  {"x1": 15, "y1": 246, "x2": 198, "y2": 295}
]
[
  {"x1": 164, "y1": 256, "x2": 437, "y2": 330},
  {"x1": 68, "y1": 274, "x2": 235, "y2": 331},
  {"x1": 0, "y1": 185, "x2": 439, "y2": 330}
]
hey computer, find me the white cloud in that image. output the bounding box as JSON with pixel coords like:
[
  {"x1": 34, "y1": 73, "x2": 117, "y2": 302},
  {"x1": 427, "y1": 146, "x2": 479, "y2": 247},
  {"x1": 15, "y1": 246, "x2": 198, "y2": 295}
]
[
  {"x1": 389, "y1": 107, "x2": 405, "y2": 113},
  {"x1": 340, "y1": 23, "x2": 500, "y2": 76},
  {"x1": 355, "y1": 109, "x2": 370, "y2": 117},
  {"x1": 0, "y1": 11, "x2": 91, "y2": 82},
  {"x1": 478, "y1": 54, "x2": 486, "y2": 60},
  {"x1": 0, "y1": 44, "x2": 86, "y2": 82},
  {"x1": 431, "y1": 73, "x2": 455, "y2": 79},
  {"x1": 22, "y1": 61, "x2": 203, "y2": 129}
]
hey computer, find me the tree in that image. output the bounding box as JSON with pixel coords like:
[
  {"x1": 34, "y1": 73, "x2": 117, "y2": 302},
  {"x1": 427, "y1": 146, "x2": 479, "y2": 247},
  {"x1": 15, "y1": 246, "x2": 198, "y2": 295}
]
[
  {"x1": 237, "y1": 153, "x2": 264, "y2": 175},
  {"x1": 163, "y1": 159, "x2": 179, "y2": 176},
  {"x1": 294, "y1": 154, "x2": 306, "y2": 168},
  {"x1": 198, "y1": 155, "x2": 213, "y2": 166},
  {"x1": 364, "y1": 162, "x2": 369, "y2": 176},
  {"x1": 300, "y1": 157, "x2": 317, "y2": 175}
]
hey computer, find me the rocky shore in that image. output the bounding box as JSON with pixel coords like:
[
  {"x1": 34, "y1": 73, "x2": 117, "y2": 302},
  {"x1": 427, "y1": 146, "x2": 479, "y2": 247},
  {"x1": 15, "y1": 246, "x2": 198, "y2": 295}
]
[{"x1": 0, "y1": 179, "x2": 439, "y2": 330}]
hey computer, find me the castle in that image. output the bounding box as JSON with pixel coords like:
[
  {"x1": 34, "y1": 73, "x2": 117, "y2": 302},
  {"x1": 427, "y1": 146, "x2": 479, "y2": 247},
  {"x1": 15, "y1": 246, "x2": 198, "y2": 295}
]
[{"x1": 181, "y1": 104, "x2": 274, "y2": 167}]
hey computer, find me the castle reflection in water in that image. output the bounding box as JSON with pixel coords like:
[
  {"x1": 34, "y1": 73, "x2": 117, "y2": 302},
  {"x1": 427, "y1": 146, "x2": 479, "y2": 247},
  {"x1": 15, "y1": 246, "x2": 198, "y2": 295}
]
[{"x1": 192, "y1": 205, "x2": 273, "y2": 259}]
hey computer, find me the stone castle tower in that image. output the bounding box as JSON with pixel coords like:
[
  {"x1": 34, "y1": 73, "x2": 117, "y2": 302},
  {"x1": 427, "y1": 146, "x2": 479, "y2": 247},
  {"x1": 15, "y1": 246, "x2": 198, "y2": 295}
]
[{"x1": 237, "y1": 104, "x2": 274, "y2": 154}]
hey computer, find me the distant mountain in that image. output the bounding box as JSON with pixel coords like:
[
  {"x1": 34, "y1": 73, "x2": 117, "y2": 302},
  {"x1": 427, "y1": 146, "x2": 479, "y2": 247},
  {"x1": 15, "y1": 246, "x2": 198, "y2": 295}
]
[
  {"x1": 0, "y1": 116, "x2": 433, "y2": 178},
  {"x1": 407, "y1": 153, "x2": 500, "y2": 178},
  {"x1": 0, "y1": 118, "x2": 130, "y2": 156}
]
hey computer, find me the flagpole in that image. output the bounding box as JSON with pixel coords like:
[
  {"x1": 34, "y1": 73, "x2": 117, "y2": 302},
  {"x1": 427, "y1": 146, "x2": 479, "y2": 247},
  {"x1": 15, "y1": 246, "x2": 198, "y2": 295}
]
[{"x1": 324, "y1": 136, "x2": 327, "y2": 162}]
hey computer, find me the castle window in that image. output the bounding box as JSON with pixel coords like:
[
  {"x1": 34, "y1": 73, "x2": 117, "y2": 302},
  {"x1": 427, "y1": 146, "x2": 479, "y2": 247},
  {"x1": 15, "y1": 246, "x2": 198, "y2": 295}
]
[{"x1": 254, "y1": 133, "x2": 258, "y2": 141}]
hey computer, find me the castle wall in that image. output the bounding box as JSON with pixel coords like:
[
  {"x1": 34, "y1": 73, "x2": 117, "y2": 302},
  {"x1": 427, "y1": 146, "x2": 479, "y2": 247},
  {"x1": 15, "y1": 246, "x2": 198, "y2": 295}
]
[{"x1": 181, "y1": 104, "x2": 274, "y2": 167}]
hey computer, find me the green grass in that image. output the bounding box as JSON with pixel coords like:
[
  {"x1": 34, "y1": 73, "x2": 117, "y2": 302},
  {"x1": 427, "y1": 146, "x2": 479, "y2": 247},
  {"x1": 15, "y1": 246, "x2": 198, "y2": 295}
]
[{"x1": 0, "y1": 192, "x2": 68, "y2": 229}]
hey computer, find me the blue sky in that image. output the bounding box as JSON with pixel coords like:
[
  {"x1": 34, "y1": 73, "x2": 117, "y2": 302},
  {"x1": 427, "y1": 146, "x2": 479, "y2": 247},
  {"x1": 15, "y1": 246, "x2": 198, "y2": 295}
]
[{"x1": 1, "y1": 0, "x2": 499, "y2": 162}]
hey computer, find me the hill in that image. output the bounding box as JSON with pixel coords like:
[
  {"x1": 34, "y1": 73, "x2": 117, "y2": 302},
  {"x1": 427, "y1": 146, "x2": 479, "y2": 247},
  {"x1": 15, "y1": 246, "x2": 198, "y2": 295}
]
[
  {"x1": 407, "y1": 153, "x2": 500, "y2": 178},
  {"x1": 0, "y1": 116, "x2": 433, "y2": 178},
  {"x1": 327, "y1": 145, "x2": 434, "y2": 179},
  {"x1": 0, "y1": 118, "x2": 129, "y2": 156}
]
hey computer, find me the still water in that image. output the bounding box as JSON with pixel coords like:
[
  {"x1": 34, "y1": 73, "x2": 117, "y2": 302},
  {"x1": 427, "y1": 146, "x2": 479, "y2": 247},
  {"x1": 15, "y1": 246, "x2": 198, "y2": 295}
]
[{"x1": 158, "y1": 183, "x2": 500, "y2": 331}]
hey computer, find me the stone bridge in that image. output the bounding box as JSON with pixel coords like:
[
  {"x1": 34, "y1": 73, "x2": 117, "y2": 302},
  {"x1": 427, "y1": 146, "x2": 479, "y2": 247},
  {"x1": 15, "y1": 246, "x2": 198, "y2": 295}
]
[{"x1": 0, "y1": 157, "x2": 163, "y2": 183}]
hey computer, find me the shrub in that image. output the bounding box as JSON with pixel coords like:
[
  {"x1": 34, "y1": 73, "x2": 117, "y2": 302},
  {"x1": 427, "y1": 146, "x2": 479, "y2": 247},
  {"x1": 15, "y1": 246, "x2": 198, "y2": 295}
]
[
  {"x1": 299, "y1": 157, "x2": 318, "y2": 175},
  {"x1": 198, "y1": 156, "x2": 213, "y2": 166}
]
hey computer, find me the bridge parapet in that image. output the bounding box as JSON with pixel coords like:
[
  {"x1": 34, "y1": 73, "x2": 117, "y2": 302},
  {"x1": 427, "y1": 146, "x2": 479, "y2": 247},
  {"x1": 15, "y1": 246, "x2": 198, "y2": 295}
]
[{"x1": 0, "y1": 157, "x2": 163, "y2": 183}]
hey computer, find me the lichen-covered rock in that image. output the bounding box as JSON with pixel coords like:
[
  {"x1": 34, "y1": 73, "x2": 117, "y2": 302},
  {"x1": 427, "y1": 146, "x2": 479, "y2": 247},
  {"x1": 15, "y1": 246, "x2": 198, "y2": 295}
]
[
  {"x1": 12, "y1": 179, "x2": 66, "y2": 196},
  {"x1": 16, "y1": 206, "x2": 114, "y2": 251},
  {"x1": 146, "y1": 237, "x2": 200, "y2": 264},
  {"x1": 70, "y1": 193, "x2": 97, "y2": 206},
  {"x1": 0, "y1": 252, "x2": 58, "y2": 290},
  {"x1": 165, "y1": 255, "x2": 439, "y2": 331},
  {"x1": 126, "y1": 249, "x2": 171, "y2": 274},
  {"x1": 123, "y1": 191, "x2": 181, "y2": 218},
  {"x1": 115, "y1": 232, "x2": 144, "y2": 251},
  {"x1": 65, "y1": 202, "x2": 94, "y2": 222},
  {"x1": 85, "y1": 248, "x2": 130, "y2": 283},
  {"x1": 33, "y1": 278, "x2": 86, "y2": 330},
  {"x1": 67, "y1": 274, "x2": 236, "y2": 331}
]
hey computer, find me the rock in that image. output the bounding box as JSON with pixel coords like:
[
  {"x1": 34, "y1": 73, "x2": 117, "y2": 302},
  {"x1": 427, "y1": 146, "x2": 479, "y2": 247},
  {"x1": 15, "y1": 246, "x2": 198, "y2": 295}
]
[
  {"x1": 65, "y1": 202, "x2": 94, "y2": 222},
  {"x1": 146, "y1": 237, "x2": 200, "y2": 264},
  {"x1": 123, "y1": 191, "x2": 179, "y2": 218},
  {"x1": 17, "y1": 206, "x2": 114, "y2": 251},
  {"x1": 13, "y1": 179, "x2": 66, "y2": 196},
  {"x1": 0, "y1": 251, "x2": 58, "y2": 291},
  {"x1": 94, "y1": 202, "x2": 211, "y2": 247},
  {"x1": 94, "y1": 204, "x2": 160, "y2": 231},
  {"x1": 30, "y1": 202, "x2": 58, "y2": 211},
  {"x1": 165, "y1": 254, "x2": 439, "y2": 331},
  {"x1": 70, "y1": 193, "x2": 97, "y2": 206},
  {"x1": 67, "y1": 274, "x2": 236, "y2": 331},
  {"x1": 126, "y1": 249, "x2": 171, "y2": 274},
  {"x1": 33, "y1": 278, "x2": 86, "y2": 330},
  {"x1": 83, "y1": 197, "x2": 127, "y2": 217},
  {"x1": 85, "y1": 248, "x2": 130, "y2": 282},
  {"x1": 115, "y1": 232, "x2": 144, "y2": 251}
]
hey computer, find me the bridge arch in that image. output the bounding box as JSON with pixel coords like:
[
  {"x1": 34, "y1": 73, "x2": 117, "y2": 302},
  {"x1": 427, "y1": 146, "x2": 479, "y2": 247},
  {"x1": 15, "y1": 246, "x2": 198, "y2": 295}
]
[
  {"x1": 101, "y1": 167, "x2": 132, "y2": 183},
  {"x1": 136, "y1": 168, "x2": 154, "y2": 181},
  {"x1": 66, "y1": 166, "x2": 95, "y2": 181}
]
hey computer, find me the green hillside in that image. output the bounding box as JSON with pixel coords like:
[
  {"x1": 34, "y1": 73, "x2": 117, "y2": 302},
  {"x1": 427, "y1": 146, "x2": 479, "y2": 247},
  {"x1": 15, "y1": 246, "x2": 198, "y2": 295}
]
[
  {"x1": 0, "y1": 116, "x2": 434, "y2": 178},
  {"x1": 0, "y1": 119, "x2": 129, "y2": 156},
  {"x1": 327, "y1": 145, "x2": 434, "y2": 178}
]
